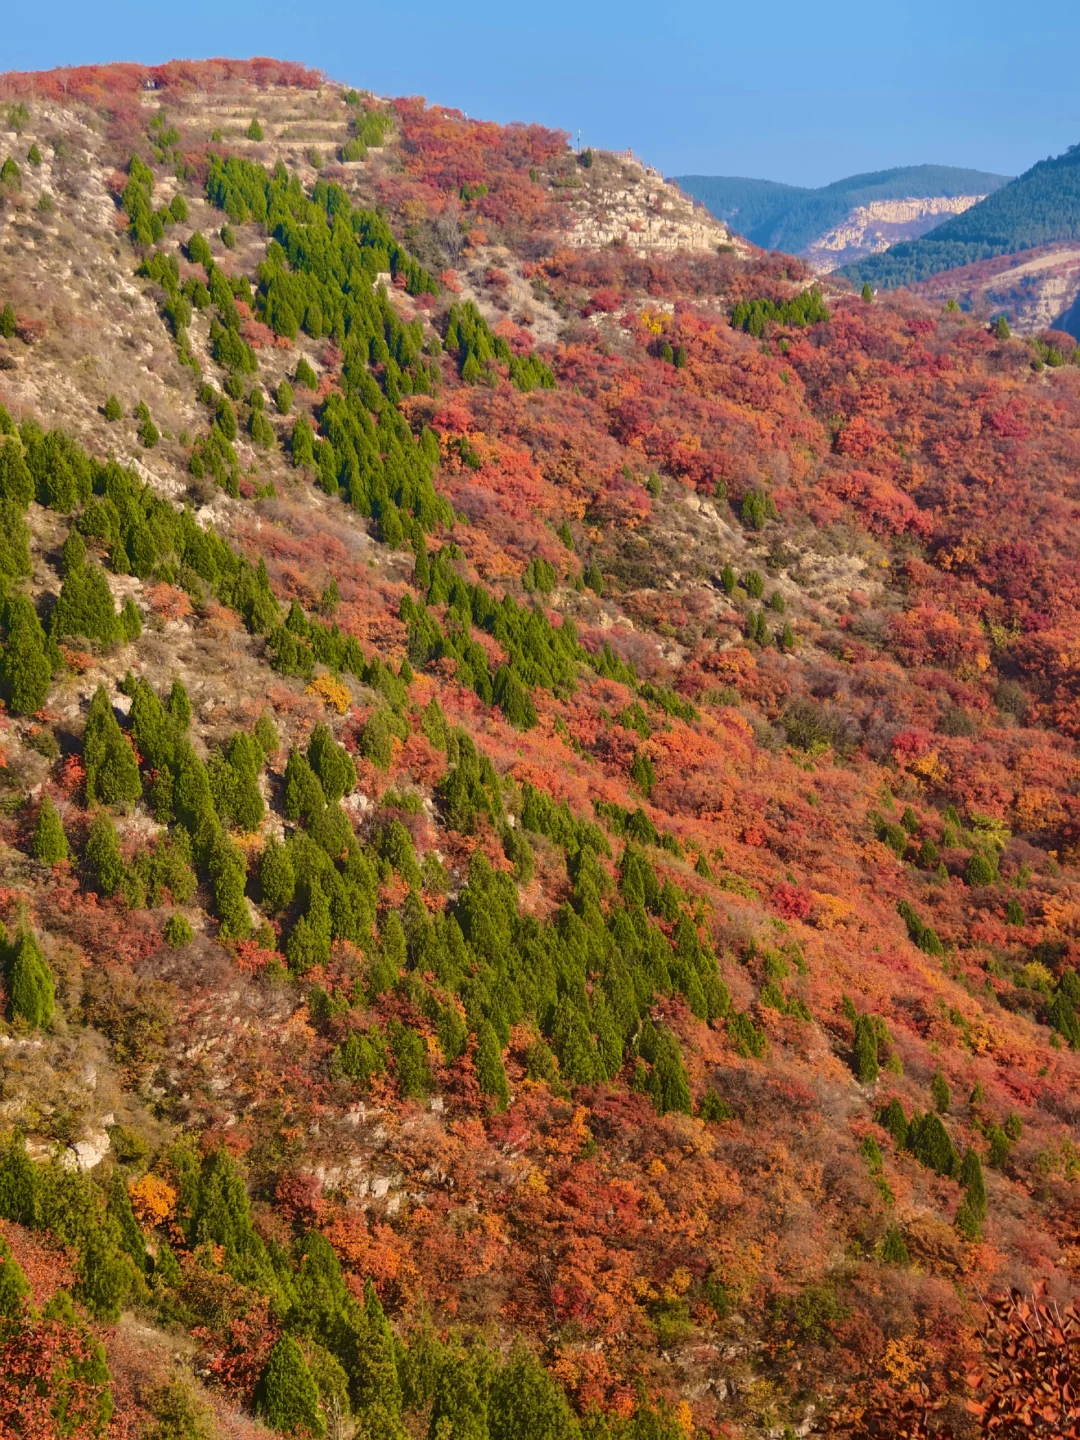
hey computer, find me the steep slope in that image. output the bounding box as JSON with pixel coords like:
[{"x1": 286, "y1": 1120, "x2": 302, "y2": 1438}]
[
  {"x1": 0, "y1": 58, "x2": 1079, "y2": 1440},
  {"x1": 676, "y1": 164, "x2": 1009, "y2": 267},
  {"x1": 910, "y1": 242, "x2": 1080, "y2": 338},
  {"x1": 843, "y1": 141, "x2": 1080, "y2": 289}
]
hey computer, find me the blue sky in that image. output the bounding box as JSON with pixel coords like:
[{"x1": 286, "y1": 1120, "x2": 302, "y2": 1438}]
[{"x1": 5, "y1": 0, "x2": 1080, "y2": 187}]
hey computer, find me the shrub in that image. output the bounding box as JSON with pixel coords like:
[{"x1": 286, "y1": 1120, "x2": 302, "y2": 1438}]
[
  {"x1": 741, "y1": 489, "x2": 778, "y2": 530},
  {"x1": 163, "y1": 914, "x2": 194, "y2": 948}
]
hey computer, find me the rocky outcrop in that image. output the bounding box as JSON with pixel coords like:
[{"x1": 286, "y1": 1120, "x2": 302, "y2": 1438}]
[
  {"x1": 556, "y1": 153, "x2": 746, "y2": 257},
  {"x1": 805, "y1": 196, "x2": 985, "y2": 271}
]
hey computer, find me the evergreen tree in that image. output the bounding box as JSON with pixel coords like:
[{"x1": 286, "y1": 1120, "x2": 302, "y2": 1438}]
[
  {"x1": 86, "y1": 810, "x2": 126, "y2": 896},
  {"x1": 120, "y1": 598, "x2": 142, "y2": 642},
  {"x1": 32, "y1": 794, "x2": 69, "y2": 863},
  {"x1": 488, "y1": 1341, "x2": 579, "y2": 1440},
  {"x1": 879, "y1": 1224, "x2": 909, "y2": 1266},
  {"x1": 853, "y1": 1014, "x2": 880, "y2": 1084},
  {"x1": 1, "y1": 594, "x2": 51, "y2": 715},
  {"x1": 163, "y1": 914, "x2": 194, "y2": 948},
  {"x1": 107, "y1": 1169, "x2": 147, "y2": 1272},
  {"x1": 260, "y1": 836, "x2": 296, "y2": 913},
  {"x1": 0, "y1": 501, "x2": 31, "y2": 581},
  {"x1": 475, "y1": 1021, "x2": 510, "y2": 1111},
  {"x1": 51, "y1": 559, "x2": 122, "y2": 645},
  {"x1": 960, "y1": 1146, "x2": 987, "y2": 1221},
  {"x1": 104, "y1": 395, "x2": 122, "y2": 422},
  {"x1": 931, "y1": 1067, "x2": 951, "y2": 1113},
  {"x1": 0, "y1": 1129, "x2": 38, "y2": 1226},
  {"x1": 7, "y1": 928, "x2": 55, "y2": 1029},
  {"x1": 908, "y1": 1111, "x2": 957, "y2": 1176},
  {"x1": 258, "y1": 1336, "x2": 325, "y2": 1435},
  {"x1": 295, "y1": 356, "x2": 318, "y2": 389},
  {"x1": 994, "y1": 314, "x2": 1011, "y2": 340},
  {"x1": 167, "y1": 677, "x2": 192, "y2": 729},
  {"x1": 75, "y1": 1229, "x2": 135, "y2": 1322},
  {"x1": 246, "y1": 117, "x2": 265, "y2": 142},
  {"x1": 83, "y1": 687, "x2": 142, "y2": 808},
  {"x1": 0, "y1": 1233, "x2": 31, "y2": 1321},
  {"x1": 209, "y1": 832, "x2": 251, "y2": 939},
  {"x1": 285, "y1": 748, "x2": 328, "y2": 822},
  {"x1": 428, "y1": 1347, "x2": 490, "y2": 1440},
  {"x1": 861, "y1": 281, "x2": 873, "y2": 303},
  {"x1": 307, "y1": 723, "x2": 356, "y2": 803}
]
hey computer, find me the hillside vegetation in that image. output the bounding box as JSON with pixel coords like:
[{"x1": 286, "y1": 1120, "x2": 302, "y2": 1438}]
[
  {"x1": 843, "y1": 142, "x2": 1080, "y2": 288},
  {"x1": 677, "y1": 165, "x2": 1010, "y2": 256},
  {"x1": 0, "y1": 57, "x2": 1078, "y2": 1440}
]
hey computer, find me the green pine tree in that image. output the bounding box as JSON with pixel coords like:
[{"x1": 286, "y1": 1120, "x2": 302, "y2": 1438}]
[
  {"x1": 83, "y1": 687, "x2": 142, "y2": 808},
  {"x1": 488, "y1": 1341, "x2": 578, "y2": 1440},
  {"x1": 861, "y1": 281, "x2": 873, "y2": 303},
  {"x1": 86, "y1": 810, "x2": 126, "y2": 896},
  {"x1": 0, "y1": 1129, "x2": 38, "y2": 1225},
  {"x1": 0, "y1": 1233, "x2": 31, "y2": 1321},
  {"x1": 246, "y1": 117, "x2": 264, "y2": 142},
  {"x1": 104, "y1": 395, "x2": 122, "y2": 421},
  {"x1": 76, "y1": 1228, "x2": 136, "y2": 1322},
  {"x1": 1, "y1": 594, "x2": 52, "y2": 715},
  {"x1": 32, "y1": 795, "x2": 69, "y2": 863},
  {"x1": 853, "y1": 1014, "x2": 880, "y2": 1085},
  {"x1": 107, "y1": 1169, "x2": 147, "y2": 1273},
  {"x1": 475, "y1": 1021, "x2": 510, "y2": 1111},
  {"x1": 931, "y1": 1067, "x2": 951, "y2": 1114},
  {"x1": 879, "y1": 1224, "x2": 909, "y2": 1266},
  {"x1": 960, "y1": 1146, "x2": 987, "y2": 1221},
  {"x1": 7, "y1": 928, "x2": 55, "y2": 1029}
]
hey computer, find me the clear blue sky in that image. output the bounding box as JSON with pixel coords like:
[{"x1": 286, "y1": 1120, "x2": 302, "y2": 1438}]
[{"x1": 6, "y1": 0, "x2": 1080, "y2": 187}]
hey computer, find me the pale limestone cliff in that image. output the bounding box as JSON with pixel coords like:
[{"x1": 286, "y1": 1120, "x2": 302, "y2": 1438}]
[{"x1": 805, "y1": 195, "x2": 985, "y2": 272}]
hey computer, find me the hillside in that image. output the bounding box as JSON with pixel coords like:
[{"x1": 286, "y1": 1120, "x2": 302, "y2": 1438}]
[
  {"x1": 842, "y1": 141, "x2": 1080, "y2": 289},
  {"x1": 676, "y1": 165, "x2": 1009, "y2": 268},
  {"x1": 1, "y1": 57, "x2": 1080, "y2": 1440}
]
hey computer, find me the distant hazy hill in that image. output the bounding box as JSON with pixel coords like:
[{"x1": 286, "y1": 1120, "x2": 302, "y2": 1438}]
[
  {"x1": 842, "y1": 143, "x2": 1080, "y2": 288},
  {"x1": 677, "y1": 165, "x2": 1011, "y2": 257}
]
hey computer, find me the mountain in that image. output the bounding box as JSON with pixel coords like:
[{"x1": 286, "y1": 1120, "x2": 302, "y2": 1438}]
[
  {"x1": 1, "y1": 57, "x2": 1080, "y2": 1440},
  {"x1": 842, "y1": 141, "x2": 1080, "y2": 289},
  {"x1": 677, "y1": 164, "x2": 1010, "y2": 267}
]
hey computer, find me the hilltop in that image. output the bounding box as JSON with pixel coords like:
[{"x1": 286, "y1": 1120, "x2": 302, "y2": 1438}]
[
  {"x1": 0, "y1": 57, "x2": 1079, "y2": 1440},
  {"x1": 676, "y1": 164, "x2": 1010, "y2": 269}
]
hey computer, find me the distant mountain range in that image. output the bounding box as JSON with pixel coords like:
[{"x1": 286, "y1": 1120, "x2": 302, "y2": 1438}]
[
  {"x1": 839, "y1": 143, "x2": 1080, "y2": 289},
  {"x1": 676, "y1": 165, "x2": 1011, "y2": 265}
]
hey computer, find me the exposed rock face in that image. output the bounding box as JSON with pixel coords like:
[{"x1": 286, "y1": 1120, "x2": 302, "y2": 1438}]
[
  {"x1": 557, "y1": 153, "x2": 745, "y2": 256},
  {"x1": 805, "y1": 195, "x2": 986, "y2": 271},
  {"x1": 912, "y1": 242, "x2": 1080, "y2": 336}
]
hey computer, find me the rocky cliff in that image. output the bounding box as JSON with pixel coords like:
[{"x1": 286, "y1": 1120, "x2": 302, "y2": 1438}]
[{"x1": 805, "y1": 194, "x2": 985, "y2": 271}]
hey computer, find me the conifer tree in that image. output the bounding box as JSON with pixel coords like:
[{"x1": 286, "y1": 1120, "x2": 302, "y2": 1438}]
[
  {"x1": 86, "y1": 810, "x2": 125, "y2": 896},
  {"x1": 84, "y1": 687, "x2": 142, "y2": 808},
  {"x1": 0, "y1": 1233, "x2": 31, "y2": 1321},
  {"x1": 104, "y1": 394, "x2": 122, "y2": 422},
  {"x1": 75, "y1": 1229, "x2": 135, "y2": 1322},
  {"x1": 931, "y1": 1067, "x2": 951, "y2": 1113},
  {"x1": 307, "y1": 723, "x2": 356, "y2": 803},
  {"x1": 1, "y1": 594, "x2": 51, "y2": 715},
  {"x1": 488, "y1": 1341, "x2": 578, "y2": 1440},
  {"x1": 879, "y1": 1224, "x2": 909, "y2": 1266},
  {"x1": 107, "y1": 1169, "x2": 147, "y2": 1273},
  {"x1": 0, "y1": 501, "x2": 31, "y2": 582},
  {"x1": 428, "y1": 1347, "x2": 490, "y2": 1440},
  {"x1": 260, "y1": 836, "x2": 296, "y2": 913},
  {"x1": 167, "y1": 677, "x2": 192, "y2": 729},
  {"x1": 209, "y1": 832, "x2": 251, "y2": 939},
  {"x1": 7, "y1": 927, "x2": 55, "y2": 1029},
  {"x1": 0, "y1": 1129, "x2": 38, "y2": 1225},
  {"x1": 853, "y1": 1014, "x2": 880, "y2": 1084},
  {"x1": 52, "y1": 559, "x2": 122, "y2": 646},
  {"x1": 960, "y1": 1146, "x2": 987, "y2": 1221},
  {"x1": 861, "y1": 281, "x2": 873, "y2": 303},
  {"x1": 475, "y1": 1021, "x2": 510, "y2": 1110},
  {"x1": 32, "y1": 795, "x2": 69, "y2": 863},
  {"x1": 246, "y1": 117, "x2": 264, "y2": 142}
]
